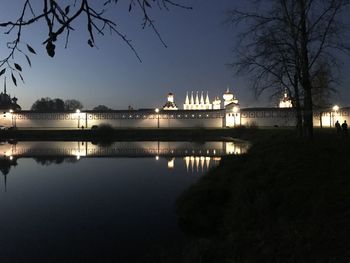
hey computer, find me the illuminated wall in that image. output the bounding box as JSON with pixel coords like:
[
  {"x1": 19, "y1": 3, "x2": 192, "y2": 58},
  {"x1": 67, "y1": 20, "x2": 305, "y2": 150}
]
[
  {"x1": 1, "y1": 107, "x2": 350, "y2": 129},
  {"x1": 0, "y1": 110, "x2": 225, "y2": 129}
]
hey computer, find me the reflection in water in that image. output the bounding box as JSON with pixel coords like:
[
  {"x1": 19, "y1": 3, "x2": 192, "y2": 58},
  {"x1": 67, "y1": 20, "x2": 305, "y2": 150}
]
[
  {"x1": 184, "y1": 156, "x2": 221, "y2": 174},
  {"x1": 0, "y1": 157, "x2": 17, "y2": 192},
  {"x1": 0, "y1": 140, "x2": 249, "y2": 194},
  {"x1": 0, "y1": 140, "x2": 249, "y2": 177},
  {"x1": 0, "y1": 139, "x2": 249, "y2": 262}
]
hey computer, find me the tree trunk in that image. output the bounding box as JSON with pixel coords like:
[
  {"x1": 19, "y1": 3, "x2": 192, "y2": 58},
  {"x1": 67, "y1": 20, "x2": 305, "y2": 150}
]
[
  {"x1": 298, "y1": 0, "x2": 313, "y2": 138},
  {"x1": 303, "y1": 87, "x2": 313, "y2": 137},
  {"x1": 293, "y1": 73, "x2": 303, "y2": 136}
]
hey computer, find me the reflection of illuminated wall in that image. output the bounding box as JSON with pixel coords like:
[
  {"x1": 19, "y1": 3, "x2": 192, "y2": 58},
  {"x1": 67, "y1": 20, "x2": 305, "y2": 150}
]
[
  {"x1": 1, "y1": 141, "x2": 250, "y2": 159},
  {"x1": 184, "y1": 156, "x2": 210, "y2": 173},
  {"x1": 0, "y1": 140, "x2": 250, "y2": 175},
  {"x1": 225, "y1": 142, "x2": 249, "y2": 155},
  {"x1": 183, "y1": 156, "x2": 224, "y2": 174}
]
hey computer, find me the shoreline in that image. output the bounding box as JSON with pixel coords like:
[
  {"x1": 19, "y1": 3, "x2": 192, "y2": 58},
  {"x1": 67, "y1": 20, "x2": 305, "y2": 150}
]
[
  {"x1": 0, "y1": 127, "x2": 249, "y2": 141},
  {"x1": 0, "y1": 127, "x2": 337, "y2": 142}
]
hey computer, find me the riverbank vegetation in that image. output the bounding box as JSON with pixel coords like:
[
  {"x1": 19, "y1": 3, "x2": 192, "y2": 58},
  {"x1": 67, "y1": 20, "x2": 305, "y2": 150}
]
[{"x1": 177, "y1": 129, "x2": 350, "y2": 262}]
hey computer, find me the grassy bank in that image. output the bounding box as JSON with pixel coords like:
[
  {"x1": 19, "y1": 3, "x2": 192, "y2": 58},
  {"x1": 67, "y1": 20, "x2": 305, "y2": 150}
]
[{"x1": 177, "y1": 129, "x2": 350, "y2": 263}]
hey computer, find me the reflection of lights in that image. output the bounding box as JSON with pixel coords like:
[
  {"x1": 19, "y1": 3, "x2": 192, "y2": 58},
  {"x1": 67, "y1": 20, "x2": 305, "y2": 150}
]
[
  {"x1": 195, "y1": 157, "x2": 200, "y2": 172},
  {"x1": 190, "y1": 156, "x2": 195, "y2": 172},
  {"x1": 76, "y1": 155, "x2": 80, "y2": 160},
  {"x1": 200, "y1": 156, "x2": 205, "y2": 172},
  {"x1": 205, "y1": 157, "x2": 211, "y2": 169},
  {"x1": 184, "y1": 156, "x2": 190, "y2": 172},
  {"x1": 9, "y1": 156, "x2": 13, "y2": 161},
  {"x1": 184, "y1": 156, "x2": 213, "y2": 173},
  {"x1": 167, "y1": 158, "x2": 175, "y2": 169},
  {"x1": 155, "y1": 155, "x2": 159, "y2": 160},
  {"x1": 72, "y1": 150, "x2": 86, "y2": 158},
  {"x1": 226, "y1": 142, "x2": 249, "y2": 155},
  {"x1": 226, "y1": 142, "x2": 236, "y2": 155}
]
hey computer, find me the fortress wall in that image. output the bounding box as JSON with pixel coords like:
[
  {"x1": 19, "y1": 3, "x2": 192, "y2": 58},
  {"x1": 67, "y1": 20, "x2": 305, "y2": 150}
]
[
  {"x1": 0, "y1": 110, "x2": 225, "y2": 129},
  {"x1": 238, "y1": 108, "x2": 350, "y2": 128},
  {"x1": 1, "y1": 108, "x2": 349, "y2": 129},
  {"x1": 239, "y1": 109, "x2": 297, "y2": 127},
  {"x1": 313, "y1": 110, "x2": 350, "y2": 128}
]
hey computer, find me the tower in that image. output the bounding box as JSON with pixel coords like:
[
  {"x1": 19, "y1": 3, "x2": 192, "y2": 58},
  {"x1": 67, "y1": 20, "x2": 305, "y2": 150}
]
[
  {"x1": 195, "y1": 91, "x2": 199, "y2": 109},
  {"x1": 200, "y1": 91, "x2": 205, "y2": 109},
  {"x1": 212, "y1": 96, "x2": 221, "y2": 110},
  {"x1": 163, "y1": 92, "x2": 178, "y2": 110},
  {"x1": 184, "y1": 91, "x2": 189, "y2": 109},
  {"x1": 190, "y1": 91, "x2": 194, "y2": 108},
  {"x1": 205, "y1": 91, "x2": 212, "y2": 109},
  {"x1": 223, "y1": 87, "x2": 234, "y2": 107},
  {"x1": 279, "y1": 91, "x2": 292, "y2": 108}
]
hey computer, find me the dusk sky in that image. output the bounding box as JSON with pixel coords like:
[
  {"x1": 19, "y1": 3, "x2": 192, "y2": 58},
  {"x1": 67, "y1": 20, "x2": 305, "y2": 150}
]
[{"x1": 1, "y1": 0, "x2": 350, "y2": 110}]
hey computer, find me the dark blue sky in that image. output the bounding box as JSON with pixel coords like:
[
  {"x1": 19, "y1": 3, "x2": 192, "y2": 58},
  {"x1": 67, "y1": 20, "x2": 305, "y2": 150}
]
[{"x1": 1, "y1": 0, "x2": 349, "y2": 110}]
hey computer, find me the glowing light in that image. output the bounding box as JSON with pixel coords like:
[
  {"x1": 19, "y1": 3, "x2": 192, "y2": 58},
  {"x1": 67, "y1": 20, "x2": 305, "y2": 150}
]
[
  {"x1": 76, "y1": 109, "x2": 80, "y2": 114},
  {"x1": 333, "y1": 105, "x2": 339, "y2": 112},
  {"x1": 155, "y1": 108, "x2": 159, "y2": 113},
  {"x1": 155, "y1": 155, "x2": 159, "y2": 160},
  {"x1": 167, "y1": 158, "x2": 175, "y2": 169},
  {"x1": 9, "y1": 109, "x2": 14, "y2": 113}
]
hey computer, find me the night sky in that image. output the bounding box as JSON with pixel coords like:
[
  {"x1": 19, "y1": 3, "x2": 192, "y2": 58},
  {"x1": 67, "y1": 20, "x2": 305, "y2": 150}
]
[{"x1": 0, "y1": 0, "x2": 349, "y2": 110}]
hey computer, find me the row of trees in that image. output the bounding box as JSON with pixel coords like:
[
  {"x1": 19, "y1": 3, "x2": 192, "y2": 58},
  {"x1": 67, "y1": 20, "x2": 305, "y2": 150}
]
[
  {"x1": 228, "y1": 0, "x2": 350, "y2": 137},
  {"x1": 31, "y1": 98, "x2": 83, "y2": 111},
  {"x1": 30, "y1": 98, "x2": 112, "y2": 111},
  {"x1": 31, "y1": 97, "x2": 112, "y2": 112}
]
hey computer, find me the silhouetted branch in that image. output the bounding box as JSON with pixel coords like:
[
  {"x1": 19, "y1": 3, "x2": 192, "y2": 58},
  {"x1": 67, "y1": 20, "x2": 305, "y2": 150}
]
[{"x1": 0, "y1": 0, "x2": 191, "y2": 85}]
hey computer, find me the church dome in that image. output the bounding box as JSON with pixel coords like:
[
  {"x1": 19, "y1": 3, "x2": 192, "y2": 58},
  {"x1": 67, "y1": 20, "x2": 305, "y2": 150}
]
[{"x1": 223, "y1": 88, "x2": 234, "y2": 101}]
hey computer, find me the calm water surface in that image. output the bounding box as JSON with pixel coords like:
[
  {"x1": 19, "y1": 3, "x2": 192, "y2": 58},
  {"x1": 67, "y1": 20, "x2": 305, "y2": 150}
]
[{"x1": 0, "y1": 141, "x2": 249, "y2": 262}]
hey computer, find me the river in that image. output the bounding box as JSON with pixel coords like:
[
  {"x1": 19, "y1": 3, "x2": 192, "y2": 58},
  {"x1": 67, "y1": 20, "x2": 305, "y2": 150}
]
[{"x1": 0, "y1": 140, "x2": 249, "y2": 262}]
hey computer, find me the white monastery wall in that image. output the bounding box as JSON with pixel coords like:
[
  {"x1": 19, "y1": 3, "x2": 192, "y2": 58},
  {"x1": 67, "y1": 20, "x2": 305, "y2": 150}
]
[
  {"x1": 0, "y1": 110, "x2": 224, "y2": 129},
  {"x1": 1, "y1": 108, "x2": 350, "y2": 129},
  {"x1": 239, "y1": 108, "x2": 297, "y2": 127}
]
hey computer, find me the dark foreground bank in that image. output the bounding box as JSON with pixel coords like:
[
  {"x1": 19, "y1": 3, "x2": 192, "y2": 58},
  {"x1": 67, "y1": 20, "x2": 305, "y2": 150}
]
[
  {"x1": 177, "y1": 129, "x2": 350, "y2": 263},
  {"x1": 0, "y1": 127, "x2": 253, "y2": 141}
]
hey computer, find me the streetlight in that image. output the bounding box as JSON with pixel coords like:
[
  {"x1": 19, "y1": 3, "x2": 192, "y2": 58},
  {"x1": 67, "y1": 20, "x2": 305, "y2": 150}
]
[
  {"x1": 76, "y1": 109, "x2": 81, "y2": 128},
  {"x1": 332, "y1": 105, "x2": 339, "y2": 126},
  {"x1": 155, "y1": 108, "x2": 160, "y2": 128},
  {"x1": 9, "y1": 109, "x2": 14, "y2": 128}
]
